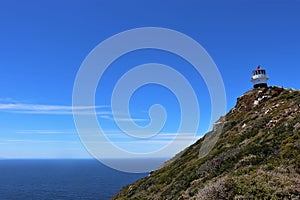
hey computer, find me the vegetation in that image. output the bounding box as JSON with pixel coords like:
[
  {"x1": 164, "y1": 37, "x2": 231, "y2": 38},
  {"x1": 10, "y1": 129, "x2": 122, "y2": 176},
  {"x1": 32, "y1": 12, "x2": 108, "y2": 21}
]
[{"x1": 112, "y1": 87, "x2": 300, "y2": 199}]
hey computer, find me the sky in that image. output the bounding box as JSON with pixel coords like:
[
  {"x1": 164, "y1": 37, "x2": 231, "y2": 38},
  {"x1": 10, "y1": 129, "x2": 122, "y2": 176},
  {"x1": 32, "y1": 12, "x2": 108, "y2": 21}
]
[{"x1": 0, "y1": 0, "x2": 299, "y2": 159}]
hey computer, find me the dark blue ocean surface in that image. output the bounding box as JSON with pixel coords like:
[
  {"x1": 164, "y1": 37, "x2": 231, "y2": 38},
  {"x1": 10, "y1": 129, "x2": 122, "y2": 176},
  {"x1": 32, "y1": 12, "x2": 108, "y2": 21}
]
[{"x1": 0, "y1": 159, "x2": 155, "y2": 200}]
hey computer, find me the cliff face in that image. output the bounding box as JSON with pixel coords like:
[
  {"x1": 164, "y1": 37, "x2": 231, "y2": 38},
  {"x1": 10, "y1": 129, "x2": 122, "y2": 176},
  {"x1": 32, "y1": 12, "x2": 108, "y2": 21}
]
[{"x1": 112, "y1": 87, "x2": 300, "y2": 200}]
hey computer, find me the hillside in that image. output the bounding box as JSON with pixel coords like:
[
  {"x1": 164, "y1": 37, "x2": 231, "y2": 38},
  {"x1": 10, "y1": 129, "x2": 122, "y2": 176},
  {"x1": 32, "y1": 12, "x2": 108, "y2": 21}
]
[{"x1": 112, "y1": 86, "x2": 300, "y2": 200}]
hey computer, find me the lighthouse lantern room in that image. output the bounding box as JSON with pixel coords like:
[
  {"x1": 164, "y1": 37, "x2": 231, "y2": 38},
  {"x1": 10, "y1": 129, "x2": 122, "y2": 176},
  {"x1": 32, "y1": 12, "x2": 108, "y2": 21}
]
[{"x1": 251, "y1": 65, "x2": 269, "y2": 88}]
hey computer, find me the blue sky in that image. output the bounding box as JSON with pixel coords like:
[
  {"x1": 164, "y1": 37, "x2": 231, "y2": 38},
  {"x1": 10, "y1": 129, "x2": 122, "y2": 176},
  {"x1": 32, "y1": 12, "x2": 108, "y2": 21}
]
[{"x1": 0, "y1": 0, "x2": 299, "y2": 159}]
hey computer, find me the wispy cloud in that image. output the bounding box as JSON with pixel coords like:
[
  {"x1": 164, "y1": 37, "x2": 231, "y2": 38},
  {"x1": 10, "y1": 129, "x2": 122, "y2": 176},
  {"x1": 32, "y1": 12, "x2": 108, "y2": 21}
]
[
  {"x1": 100, "y1": 115, "x2": 148, "y2": 122},
  {"x1": 0, "y1": 99, "x2": 152, "y2": 128},
  {"x1": 2, "y1": 139, "x2": 80, "y2": 144},
  {"x1": 0, "y1": 100, "x2": 109, "y2": 115},
  {"x1": 0, "y1": 99, "x2": 150, "y2": 123},
  {"x1": 102, "y1": 131, "x2": 200, "y2": 141},
  {"x1": 15, "y1": 129, "x2": 75, "y2": 135}
]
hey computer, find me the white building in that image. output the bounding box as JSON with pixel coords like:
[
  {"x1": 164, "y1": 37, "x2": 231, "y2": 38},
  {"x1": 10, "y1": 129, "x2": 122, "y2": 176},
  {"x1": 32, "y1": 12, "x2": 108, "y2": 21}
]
[{"x1": 251, "y1": 65, "x2": 269, "y2": 88}]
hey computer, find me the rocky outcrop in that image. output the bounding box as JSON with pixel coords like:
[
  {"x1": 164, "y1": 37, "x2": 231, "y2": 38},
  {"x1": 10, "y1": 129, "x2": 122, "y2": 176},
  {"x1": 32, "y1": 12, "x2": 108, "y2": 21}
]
[{"x1": 112, "y1": 87, "x2": 300, "y2": 200}]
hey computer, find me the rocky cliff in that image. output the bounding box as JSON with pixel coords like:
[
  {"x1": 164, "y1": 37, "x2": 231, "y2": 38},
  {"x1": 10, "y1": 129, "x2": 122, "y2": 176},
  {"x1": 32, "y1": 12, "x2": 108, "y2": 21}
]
[{"x1": 112, "y1": 87, "x2": 300, "y2": 199}]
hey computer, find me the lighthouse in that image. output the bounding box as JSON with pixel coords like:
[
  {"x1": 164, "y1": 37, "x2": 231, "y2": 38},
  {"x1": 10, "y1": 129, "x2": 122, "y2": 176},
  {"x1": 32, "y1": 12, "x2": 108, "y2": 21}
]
[{"x1": 251, "y1": 65, "x2": 269, "y2": 88}]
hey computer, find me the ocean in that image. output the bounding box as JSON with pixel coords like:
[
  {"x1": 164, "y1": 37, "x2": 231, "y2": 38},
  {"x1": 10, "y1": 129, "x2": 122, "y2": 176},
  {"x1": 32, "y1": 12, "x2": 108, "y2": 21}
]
[{"x1": 0, "y1": 159, "x2": 160, "y2": 200}]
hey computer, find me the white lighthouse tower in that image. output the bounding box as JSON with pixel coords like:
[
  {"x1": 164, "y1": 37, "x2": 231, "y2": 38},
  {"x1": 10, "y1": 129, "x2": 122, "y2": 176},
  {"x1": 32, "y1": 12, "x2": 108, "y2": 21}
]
[{"x1": 251, "y1": 65, "x2": 269, "y2": 88}]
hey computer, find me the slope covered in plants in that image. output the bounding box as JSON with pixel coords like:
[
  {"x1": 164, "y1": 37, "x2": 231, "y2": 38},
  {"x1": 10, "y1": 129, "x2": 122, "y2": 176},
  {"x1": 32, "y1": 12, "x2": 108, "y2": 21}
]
[{"x1": 112, "y1": 87, "x2": 300, "y2": 199}]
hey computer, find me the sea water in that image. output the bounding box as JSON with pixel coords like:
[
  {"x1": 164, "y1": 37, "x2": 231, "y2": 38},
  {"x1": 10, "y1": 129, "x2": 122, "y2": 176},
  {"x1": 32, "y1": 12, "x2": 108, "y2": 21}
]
[{"x1": 0, "y1": 159, "x2": 163, "y2": 200}]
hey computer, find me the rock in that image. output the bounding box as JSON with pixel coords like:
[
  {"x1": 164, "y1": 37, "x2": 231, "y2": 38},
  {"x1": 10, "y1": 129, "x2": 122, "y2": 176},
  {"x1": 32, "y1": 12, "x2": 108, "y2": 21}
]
[{"x1": 112, "y1": 86, "x2": 300, "y2": 200}]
